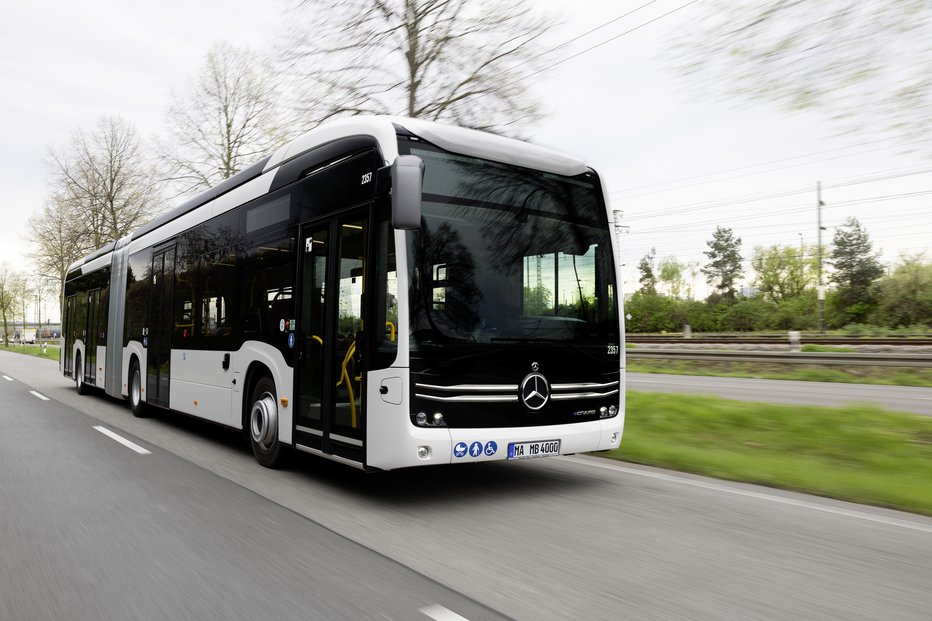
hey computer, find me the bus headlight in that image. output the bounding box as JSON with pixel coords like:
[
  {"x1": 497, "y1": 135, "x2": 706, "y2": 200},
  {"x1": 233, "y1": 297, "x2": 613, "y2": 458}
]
[
  {"x1": 413, "y1": 411, "x2": 447, "y2": 427},
  {"x1": 417, "y1": 445, "x2": 432, "y2": 460}
]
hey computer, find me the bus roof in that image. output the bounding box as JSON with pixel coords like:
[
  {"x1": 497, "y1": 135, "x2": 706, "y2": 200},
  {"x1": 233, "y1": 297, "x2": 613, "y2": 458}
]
[{"x1": 66, "y1": 116, "x2": 592, "y2": 276}]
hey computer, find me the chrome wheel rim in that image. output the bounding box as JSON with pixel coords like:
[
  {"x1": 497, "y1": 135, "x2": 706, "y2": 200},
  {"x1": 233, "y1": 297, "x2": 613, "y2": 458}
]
[{"x1": 250, "y1": 391, "x2": 278, "y2": 450}]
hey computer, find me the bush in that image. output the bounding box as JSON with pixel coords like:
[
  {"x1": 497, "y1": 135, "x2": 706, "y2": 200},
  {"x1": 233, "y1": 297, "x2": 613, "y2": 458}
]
[
  {"x1": 772, "y1": 291, "x2": 817, "y2": 330},
  {"x1": 717, "y1": 297, "x2": 775, "y2": 331},
  {"x1": 625, "y1": 292, "x2": 677, "y2": 333}
]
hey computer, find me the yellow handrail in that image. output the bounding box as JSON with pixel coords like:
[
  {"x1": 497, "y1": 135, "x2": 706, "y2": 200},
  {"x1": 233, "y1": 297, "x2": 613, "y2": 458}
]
[{"x1": 336, "y1": 341, "x2": 358, "y2": 428}]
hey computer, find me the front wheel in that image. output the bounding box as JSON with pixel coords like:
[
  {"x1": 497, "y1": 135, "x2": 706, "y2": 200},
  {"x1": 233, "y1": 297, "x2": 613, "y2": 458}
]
[
  {"x1": 129, "y1": 358, "x2": 148, "y2": 418},
  {"x1": 249, "y1": 376, "x2": 285, "y2": 468}
]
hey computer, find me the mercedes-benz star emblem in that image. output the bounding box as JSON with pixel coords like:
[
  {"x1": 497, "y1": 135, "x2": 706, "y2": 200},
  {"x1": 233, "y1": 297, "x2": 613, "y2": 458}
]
[{"x1": 520, "y1": 371, "x2": 550, "y2": 410}]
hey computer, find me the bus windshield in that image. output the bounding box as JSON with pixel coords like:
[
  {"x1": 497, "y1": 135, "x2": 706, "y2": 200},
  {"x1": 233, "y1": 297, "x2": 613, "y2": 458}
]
[{"x1": 407, "y1": 145, "x2": 618, "y2": 350}]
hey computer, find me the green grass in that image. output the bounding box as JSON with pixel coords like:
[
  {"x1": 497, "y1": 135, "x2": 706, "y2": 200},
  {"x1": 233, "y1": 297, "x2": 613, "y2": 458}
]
[
  {"x1": 606, "y1": 392, "x2": 932, "y2": 515},
  {"x1": 800, "y1": 344, "x2": 857, "y2": 353},
  {"x1": 0, "y1": 343, "x2": 60, "y2": 362},
  {"x1": 627, "y1": 358, "x2": 932, "y2": 387}
]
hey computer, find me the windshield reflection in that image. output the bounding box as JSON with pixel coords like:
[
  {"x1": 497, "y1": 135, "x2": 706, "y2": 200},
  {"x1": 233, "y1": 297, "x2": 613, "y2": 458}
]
[{"x1": 407, "y1": 146, "x2": 617, "y2": 348}]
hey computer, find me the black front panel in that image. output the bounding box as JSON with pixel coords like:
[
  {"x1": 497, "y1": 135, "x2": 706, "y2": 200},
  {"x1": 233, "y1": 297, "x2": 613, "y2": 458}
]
[
  {"x1": 402, "y1": 140, "x2": 620, "y2": 430},
  {"x1": 411, "y1": 345, "x2": 619, "y2": 428}
]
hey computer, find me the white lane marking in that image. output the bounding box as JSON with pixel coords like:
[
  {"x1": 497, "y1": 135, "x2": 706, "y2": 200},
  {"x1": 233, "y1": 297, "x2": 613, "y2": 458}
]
[
  {"x1": 2, "y1": 375, "x2": 13, "y2": 381},
  {"x1": 562, "y1": 456, "x2": 932, "y2": 535},
  {"x1": 420, "y1": 605, "x2": 470, "y2": 621},
  {"x1": 29, "y1": 390, "x2": 50, "y2": 401},
  {"x1": 93, "y1": 426, "x2": 152, "y2": 455}
]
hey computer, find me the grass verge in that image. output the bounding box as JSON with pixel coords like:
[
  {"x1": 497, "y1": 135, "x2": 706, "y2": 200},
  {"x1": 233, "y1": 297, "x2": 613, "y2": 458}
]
[
  {"x1": 0, "y1": 343, "x2": 60, "y2": 362},
  {"x1": 627, "y1": 358, "x2": 932, "y2": 387},
  {"x1": 605, "y1": 391, "x2": 932, "y2": 516}
]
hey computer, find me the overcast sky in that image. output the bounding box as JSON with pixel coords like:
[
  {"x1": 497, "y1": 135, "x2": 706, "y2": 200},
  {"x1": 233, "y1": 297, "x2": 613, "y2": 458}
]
[{"x1": 2, "y1": 0, "x2": 929, "y2": 322}]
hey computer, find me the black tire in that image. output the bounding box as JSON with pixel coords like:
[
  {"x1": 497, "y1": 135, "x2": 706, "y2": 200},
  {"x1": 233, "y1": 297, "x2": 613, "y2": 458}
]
[
  {"x1": 129, "y1": 358, "x2": 148, "y2": 418},
  {"x1": 75, "y1": 353, "x2": 89, "y2": 395},
  {"x1": 248, "y1": 376, "x2": 285, "y2": 468}
]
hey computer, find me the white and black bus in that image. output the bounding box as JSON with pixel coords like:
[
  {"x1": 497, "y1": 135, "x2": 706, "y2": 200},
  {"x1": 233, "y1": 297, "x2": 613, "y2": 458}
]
[{"x1": 61, "y1": 116, "x2": 625, "y2": 470}]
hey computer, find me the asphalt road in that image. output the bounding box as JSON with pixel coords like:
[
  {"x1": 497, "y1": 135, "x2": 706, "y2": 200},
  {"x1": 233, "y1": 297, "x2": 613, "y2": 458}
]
[
  {"x1": 0, "y1": 363, "x2": 505, "y2": 621},
  {"x1": 628, "y1": 371, "x2": 932, "y2": 415},
  {"x1": 3, "y1": 350, "x2": 932, "y2": 620}
]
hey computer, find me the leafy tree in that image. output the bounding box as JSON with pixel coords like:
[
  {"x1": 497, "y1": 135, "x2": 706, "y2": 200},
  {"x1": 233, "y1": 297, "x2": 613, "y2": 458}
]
[
  {"x1": 27, "y1": 195, "x2": 95, "y2": 293},
  {"x1": 0, "y1": 264, "x2": 26, "y2": 345},
  {"x1": 160, "y1": 42, "x2": 284, "y2": 196},
  {"x1": 658, "y1": 256, "x2": 686, "y2": 298},
  {"x1": 637, "y1": 247, "x2": 657, "y2": 294},
  {"x1": 871, "y1": 254, "x2": 932, "y2": 327},
  {"x1": 701, "y1": 226, "x2": 743, "y2": 301},
  {"x1": 751, "y1": 244, "x2": 814, "y2": 303},
  {"x1": 830, "y1": 217, "x2": 885, "y2": 324},
  {"x1": 278, "y1": 0, "x2": 551, "y2": 135},
  {"x1": 47, "y1": 116, "x2": 160, "y2": 251},
  {"x1": 523, "y1": 285, "x2": 552, "y2": 315},
  {"x1": 672, "y1": 1, "x2": 932, "y2": 148}
]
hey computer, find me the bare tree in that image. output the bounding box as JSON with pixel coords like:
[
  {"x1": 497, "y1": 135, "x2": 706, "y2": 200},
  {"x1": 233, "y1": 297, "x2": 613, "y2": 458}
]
[
  {"x1": 279, "y1": 0, "x2": 552, "y2": 135},
  {"x1": 671, "y1": 1, "x2": 932, "y2": 147},
  {"x1": 27, "y1": 195, "x2": 93, "y2": 293},
  {"x1": 0, "y1": 264, "x2": 26, "y2": 345},
  {"x1": 160, "y1": 41, "x2": 284, "y2": 196},
  {"x1": 48, "y1": 116, "x2": 161, "y2": 251}
]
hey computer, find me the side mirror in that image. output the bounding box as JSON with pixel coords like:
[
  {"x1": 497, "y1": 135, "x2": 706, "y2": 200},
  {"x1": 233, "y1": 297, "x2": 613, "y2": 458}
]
[{"x1": 391, "y1": 155, "x2": 424, "y2": 230}]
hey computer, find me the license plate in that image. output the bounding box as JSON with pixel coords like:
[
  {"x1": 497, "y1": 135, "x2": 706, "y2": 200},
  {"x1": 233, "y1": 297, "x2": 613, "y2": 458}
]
[{"x1": 507, "y1": 439, "x2": 561, "y2": 460}]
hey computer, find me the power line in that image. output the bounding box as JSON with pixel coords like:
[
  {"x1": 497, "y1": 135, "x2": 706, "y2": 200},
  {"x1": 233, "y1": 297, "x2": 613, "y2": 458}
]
[
  {"x1": 621, "y1": 166, "x2": 932, "y2": 222},
  {"x1": 629, "y1": 189, "x2": 932, "y2": 234},
  {"x1": 524, "y1": 0, "x2": 701, "y2": 79},
  {"x1": 514, "y1": 0, "x2": 663, "y2": 71},
  {"x1": 612, "y1": 135, "x2": 924, "y2": 200}
]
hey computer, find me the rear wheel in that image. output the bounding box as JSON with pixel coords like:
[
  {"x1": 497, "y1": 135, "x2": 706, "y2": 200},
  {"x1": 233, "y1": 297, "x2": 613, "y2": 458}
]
[
  {"x1": 129, "y1": 358, "x2": 147, "y2": 418},
  {"x1": 75, "y1": 353, "x2": 89, "y2": 395},
  {"x1": 249, "y1": 376, "x2": 285, "y2": 468}
]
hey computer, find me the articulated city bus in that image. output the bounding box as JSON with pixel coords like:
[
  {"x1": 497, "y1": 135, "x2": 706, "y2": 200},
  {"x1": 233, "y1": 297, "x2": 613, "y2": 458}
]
[{"x1": 61, "y1": 116, "x2": 625, "y2": 470}]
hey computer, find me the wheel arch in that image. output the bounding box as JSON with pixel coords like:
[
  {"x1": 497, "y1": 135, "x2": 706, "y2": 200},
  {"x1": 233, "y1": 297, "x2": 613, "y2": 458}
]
[{"x1": 242, "y1": 361, "x2": 275, "y2": 432}]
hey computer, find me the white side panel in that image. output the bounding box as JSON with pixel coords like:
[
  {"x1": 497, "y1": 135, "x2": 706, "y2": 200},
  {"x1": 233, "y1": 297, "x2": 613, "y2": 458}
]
[
  {"x1": 81, "y1": 254, "x2": 112, "y2": 274},
  {"x1": 96, "y1": 345, "x2": 107, "y2": 385},
  {"x1": 366, "y1": 367, "x2": 451, "y2": 470},
  {"x1": 170, "y1": 350, "x2": 234, "y2": 425},
  {"x1": 127, "y1": 173, "x2": 274, "y2": 255},
  {"x1": 170, "y1": 379, "x2": 233, "y2": 425},
  {"x1": 209, "y1": 171, "x2": 275, "y2": 219}
]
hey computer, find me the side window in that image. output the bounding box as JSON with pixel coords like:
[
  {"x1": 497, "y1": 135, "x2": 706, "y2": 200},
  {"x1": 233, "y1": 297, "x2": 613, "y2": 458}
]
[
  {"x1": 242, "y1": 234, "x2": 296, "y2": 342},
  {"x1": 98, "y1": 286, "x2": 110, "y2": 343},
  {"x1": 371, "y1": 206, "x2": 398, "y2": 369},
  {"x1": 174, "y1": 243, "x2": 195, "y2": 343},
  {"x1": 200, "y1": 248, "x2": 237, "y2": 341},
  {"x1": 125, "y1": 248, "x2": 152, "y2": 344}
]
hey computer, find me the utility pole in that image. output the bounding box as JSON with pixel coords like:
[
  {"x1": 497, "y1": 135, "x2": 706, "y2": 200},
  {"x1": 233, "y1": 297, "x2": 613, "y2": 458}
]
[{"x1": 816, "y1": 182, "x2": 825, "y2": 333}]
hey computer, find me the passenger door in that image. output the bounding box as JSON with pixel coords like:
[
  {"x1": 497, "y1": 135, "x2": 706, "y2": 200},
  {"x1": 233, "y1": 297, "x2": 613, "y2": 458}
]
[
  {"x1": 294, "y1": 211, "x2": 369, "y2": 462},
  {"x1": 85, "y1": 289, "x2": 99, "y2": 385},
  {"x1": 147, "y1": 246, "x2": 175, "y2": 408}
]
